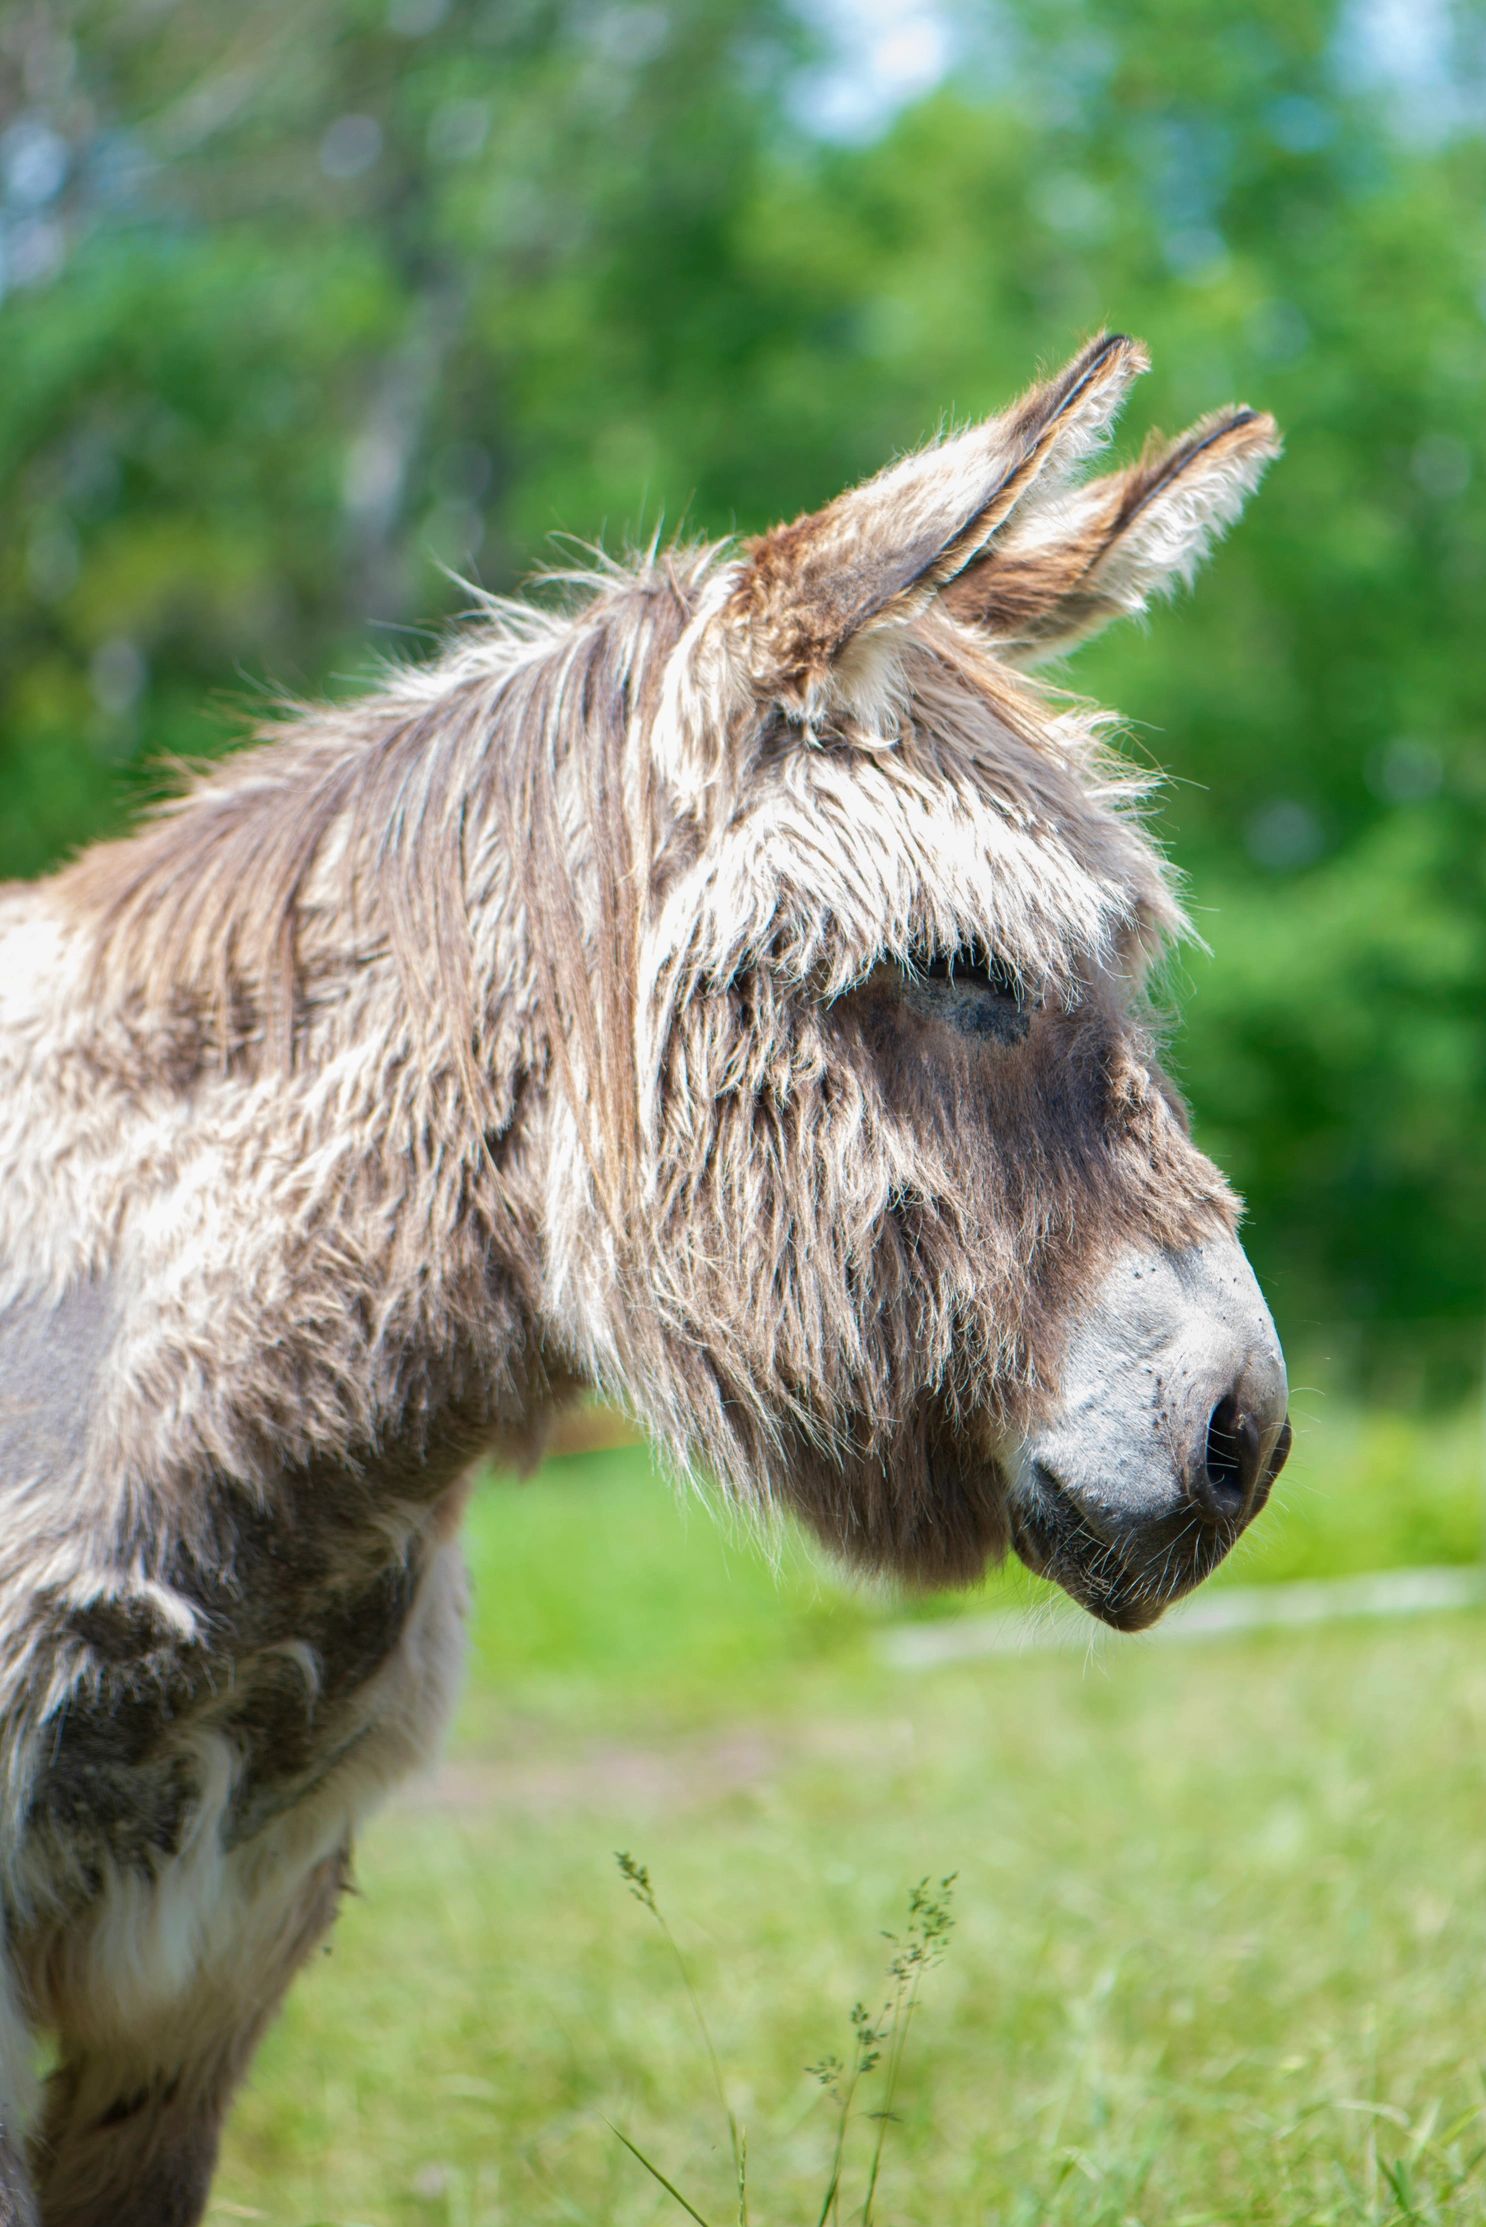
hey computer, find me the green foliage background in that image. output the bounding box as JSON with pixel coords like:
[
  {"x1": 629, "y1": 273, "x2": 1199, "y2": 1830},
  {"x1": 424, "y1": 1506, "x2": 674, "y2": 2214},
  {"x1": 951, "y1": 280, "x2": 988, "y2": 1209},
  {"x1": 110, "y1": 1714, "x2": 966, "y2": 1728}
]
[{"x1": 1, "y1": 0, "x2": 1482, "y2": 1331}]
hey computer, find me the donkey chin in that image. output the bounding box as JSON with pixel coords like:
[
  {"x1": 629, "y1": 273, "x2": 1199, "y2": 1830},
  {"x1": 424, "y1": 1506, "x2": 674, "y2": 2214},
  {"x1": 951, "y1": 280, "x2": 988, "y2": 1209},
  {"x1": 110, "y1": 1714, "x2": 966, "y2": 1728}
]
[{"x1": 1008, "y1": 1237, "x2": 1291, "y2": 1631}]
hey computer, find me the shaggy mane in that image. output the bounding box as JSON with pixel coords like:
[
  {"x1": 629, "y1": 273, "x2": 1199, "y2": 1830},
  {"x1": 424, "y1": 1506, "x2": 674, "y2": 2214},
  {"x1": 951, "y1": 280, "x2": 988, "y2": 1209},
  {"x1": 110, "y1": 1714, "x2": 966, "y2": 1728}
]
[{"x1": 56, "y1": 552, "x2": 709, "y2": 1133}]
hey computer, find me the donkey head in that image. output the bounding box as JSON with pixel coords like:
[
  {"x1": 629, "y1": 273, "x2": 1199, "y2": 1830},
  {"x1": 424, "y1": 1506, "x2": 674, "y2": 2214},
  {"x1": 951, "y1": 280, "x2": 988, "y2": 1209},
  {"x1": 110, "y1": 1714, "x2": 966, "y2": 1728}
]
[{"x1": 540, "y1": 335, "x2": 1288, "y2": 1626}]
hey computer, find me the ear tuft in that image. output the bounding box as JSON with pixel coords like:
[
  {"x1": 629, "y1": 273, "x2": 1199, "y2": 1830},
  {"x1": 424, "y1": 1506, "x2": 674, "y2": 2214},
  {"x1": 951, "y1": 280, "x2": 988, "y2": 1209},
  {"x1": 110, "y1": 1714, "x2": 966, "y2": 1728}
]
[{"x1": 727, "y1": 333, "x2": 1149, "y2": 716}]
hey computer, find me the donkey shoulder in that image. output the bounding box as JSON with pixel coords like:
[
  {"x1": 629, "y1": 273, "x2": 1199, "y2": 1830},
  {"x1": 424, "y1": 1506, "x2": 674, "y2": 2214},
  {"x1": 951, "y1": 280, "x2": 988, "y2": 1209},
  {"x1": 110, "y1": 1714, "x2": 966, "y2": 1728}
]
[{"x1": 0, "y1": 1276, "x2": 112, "y2": 1487}]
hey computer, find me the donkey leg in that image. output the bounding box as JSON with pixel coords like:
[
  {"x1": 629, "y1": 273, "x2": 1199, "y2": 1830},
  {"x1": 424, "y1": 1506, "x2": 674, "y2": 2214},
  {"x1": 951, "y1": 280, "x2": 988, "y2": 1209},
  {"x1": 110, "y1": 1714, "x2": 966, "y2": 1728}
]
[
  {"x1": 0, "y1": 2138, "x2": 38, "y2": 2227},
  {"x1": 0, "y1": 1962, "x2": 41, "y2": 2227},
  {"x1": 30, "y1": 2053, "x2": 218, "y2": 2227},
  {"x1": 31, "y1": 1845, "x2": 347, "y2": 2227}
]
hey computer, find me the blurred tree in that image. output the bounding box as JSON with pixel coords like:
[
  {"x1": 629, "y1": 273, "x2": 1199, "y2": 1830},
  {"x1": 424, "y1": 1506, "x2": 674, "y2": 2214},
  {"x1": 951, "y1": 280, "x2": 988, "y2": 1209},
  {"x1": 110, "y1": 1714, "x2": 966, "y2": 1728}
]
[{"x1": 0, "y1": 0, "x2": 1480, "y2": 1331}]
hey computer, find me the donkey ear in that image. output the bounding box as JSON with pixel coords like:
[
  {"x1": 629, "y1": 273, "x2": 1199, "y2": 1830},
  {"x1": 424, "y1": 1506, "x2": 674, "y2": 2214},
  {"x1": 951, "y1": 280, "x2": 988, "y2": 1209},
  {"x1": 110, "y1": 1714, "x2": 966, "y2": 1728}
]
[
  {"x1": 728, "y1": 332, "x2": 1147, "y2": 715},
  {"x1": 940, "y1": 407, "x2": 1280, "y2": 663}
]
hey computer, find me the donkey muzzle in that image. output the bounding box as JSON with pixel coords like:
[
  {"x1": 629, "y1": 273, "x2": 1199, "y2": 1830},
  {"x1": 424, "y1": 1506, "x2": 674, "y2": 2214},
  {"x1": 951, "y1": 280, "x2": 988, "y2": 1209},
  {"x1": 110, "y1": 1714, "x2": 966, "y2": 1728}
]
[{"x1": 1009, "y1": 1239, "x2": 1290, "y2": 1631}]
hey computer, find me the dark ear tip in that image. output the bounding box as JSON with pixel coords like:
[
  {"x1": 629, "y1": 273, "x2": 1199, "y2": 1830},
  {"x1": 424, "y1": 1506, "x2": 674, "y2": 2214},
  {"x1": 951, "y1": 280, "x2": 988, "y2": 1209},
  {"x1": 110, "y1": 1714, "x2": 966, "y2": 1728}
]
[
  {"x1": 1046, "y1": 332, "x2": 1148, "y2": 414},
  {"x1": 1158, "y1": 407, "x2": 1281, "y2": 482},
  {"x1": 1085, "y1": 330, "x2": 1142, "y2": 367},
  {"x1": 1225, "y1": 406, "x2": 1281, "y2": 447},
  {"x1": 1096, "y1": 332, "x2": 1152, "y2": 384}
]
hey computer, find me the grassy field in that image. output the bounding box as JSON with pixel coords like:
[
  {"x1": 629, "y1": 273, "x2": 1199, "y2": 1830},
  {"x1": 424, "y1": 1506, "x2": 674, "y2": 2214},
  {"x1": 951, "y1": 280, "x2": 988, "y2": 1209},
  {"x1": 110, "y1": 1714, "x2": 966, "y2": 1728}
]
[{"x1": 209, "y1": 1391, "x2": 1486, "y2": 2226}]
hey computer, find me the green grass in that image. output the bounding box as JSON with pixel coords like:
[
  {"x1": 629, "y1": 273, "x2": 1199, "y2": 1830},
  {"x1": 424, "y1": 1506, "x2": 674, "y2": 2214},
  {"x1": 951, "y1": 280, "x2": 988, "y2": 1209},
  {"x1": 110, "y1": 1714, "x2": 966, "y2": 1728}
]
[{"x1": 208, "y1": 1392, "x2": 1486, "y2": 2225}]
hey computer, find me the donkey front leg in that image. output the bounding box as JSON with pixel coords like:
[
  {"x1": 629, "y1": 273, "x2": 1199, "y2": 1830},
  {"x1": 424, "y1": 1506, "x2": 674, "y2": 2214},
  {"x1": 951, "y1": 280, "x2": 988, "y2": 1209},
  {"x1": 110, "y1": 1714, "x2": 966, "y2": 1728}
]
[
  {"x1": 30, "y1": 2054, "x2": 222, "y2": 2227},
  {"x1": 30, "y1": 1845, "x2": 347, "y2": 2227},
  {"x1": 0, "y1": 2138, "x2": 38, "y2": 2227},
  {"x1": 0, "y1": 1966, "x2": 40, "y2": 2227}
]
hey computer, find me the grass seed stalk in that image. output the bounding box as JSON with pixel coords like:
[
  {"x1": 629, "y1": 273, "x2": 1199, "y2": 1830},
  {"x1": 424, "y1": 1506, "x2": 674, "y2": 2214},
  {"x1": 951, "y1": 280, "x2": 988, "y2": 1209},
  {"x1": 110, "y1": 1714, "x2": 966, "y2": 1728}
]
[{"x1": 611, "y1": 1856, "x2": 956, "y2": 2226}]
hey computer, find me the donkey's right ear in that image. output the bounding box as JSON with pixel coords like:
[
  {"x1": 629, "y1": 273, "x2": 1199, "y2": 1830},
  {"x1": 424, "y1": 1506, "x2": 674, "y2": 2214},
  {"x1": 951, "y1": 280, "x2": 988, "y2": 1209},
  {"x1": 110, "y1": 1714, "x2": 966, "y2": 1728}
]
[
  {"x1": 725, "y1": 333, "x2": 1147, "y2": 722},
  {"x1": 940, "y1": 406, "x2": 1280, "y2": 662}
]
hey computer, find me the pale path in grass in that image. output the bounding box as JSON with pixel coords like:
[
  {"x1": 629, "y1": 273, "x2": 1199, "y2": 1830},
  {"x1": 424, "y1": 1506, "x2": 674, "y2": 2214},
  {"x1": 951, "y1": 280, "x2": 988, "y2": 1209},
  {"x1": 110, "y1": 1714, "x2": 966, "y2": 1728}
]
[
  {"x1": 879, "y1": 1565, "x2": 1485, "y2": 1668},
  {"x1": 397, "y1": 1571, "x2": 1486, "y2": 1816}
]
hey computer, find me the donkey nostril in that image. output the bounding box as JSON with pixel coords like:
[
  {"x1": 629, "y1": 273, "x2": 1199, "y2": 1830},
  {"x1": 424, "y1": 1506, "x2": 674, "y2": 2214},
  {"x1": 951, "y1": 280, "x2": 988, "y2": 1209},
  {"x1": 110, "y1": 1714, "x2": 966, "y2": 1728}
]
[
  {"x1": 1266, "y1": 1416, "x2": 1294, "y2": 1486},
  {"x1": 1195, "y1": 1392, "x2": 1262, "y2": 1524}
]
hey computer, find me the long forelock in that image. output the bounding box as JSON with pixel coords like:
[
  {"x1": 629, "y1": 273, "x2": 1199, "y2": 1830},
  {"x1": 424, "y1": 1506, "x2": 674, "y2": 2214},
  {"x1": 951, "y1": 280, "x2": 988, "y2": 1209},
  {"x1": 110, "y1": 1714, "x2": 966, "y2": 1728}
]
[{"x1": 638, "y1": 615, "x2": 1185, "y2": 1065}]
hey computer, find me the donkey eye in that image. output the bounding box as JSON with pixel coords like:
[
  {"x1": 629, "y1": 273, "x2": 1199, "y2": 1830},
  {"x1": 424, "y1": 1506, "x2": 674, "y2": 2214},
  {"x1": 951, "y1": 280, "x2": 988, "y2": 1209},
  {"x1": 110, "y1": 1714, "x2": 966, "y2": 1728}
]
[
  {"x1": 919, "y1": 947, "x2": 1020, "y2": 999},
  {"x1": 903, "y1": 944, "x2": 1031, "y2": 1044}
]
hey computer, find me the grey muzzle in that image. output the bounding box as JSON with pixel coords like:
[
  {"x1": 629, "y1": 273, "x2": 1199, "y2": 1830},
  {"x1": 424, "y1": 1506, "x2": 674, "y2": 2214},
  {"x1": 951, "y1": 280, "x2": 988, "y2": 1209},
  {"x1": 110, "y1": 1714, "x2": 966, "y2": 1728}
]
[{"x1": 1010, "y1": 1239, "x2": 1290, "y2": 1629}]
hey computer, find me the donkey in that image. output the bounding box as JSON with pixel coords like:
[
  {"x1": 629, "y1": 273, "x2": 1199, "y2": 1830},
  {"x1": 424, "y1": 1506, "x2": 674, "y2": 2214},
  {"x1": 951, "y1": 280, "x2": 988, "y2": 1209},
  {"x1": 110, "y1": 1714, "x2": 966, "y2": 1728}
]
[{"x1": 0, "y1": 333, "x2": 1289, "y2": 2223}]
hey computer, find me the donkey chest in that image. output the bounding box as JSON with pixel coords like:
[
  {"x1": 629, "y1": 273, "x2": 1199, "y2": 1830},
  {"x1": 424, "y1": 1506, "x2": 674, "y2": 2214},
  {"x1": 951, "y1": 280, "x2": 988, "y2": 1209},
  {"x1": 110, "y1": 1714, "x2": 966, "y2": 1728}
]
[{"x1": 26, "y1": 1506, "x2": 468, "y2": 1907}]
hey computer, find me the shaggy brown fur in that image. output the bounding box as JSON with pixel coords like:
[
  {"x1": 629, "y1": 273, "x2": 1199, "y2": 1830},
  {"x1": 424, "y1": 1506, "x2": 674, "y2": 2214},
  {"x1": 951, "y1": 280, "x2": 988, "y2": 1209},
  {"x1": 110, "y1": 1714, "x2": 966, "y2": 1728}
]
[{"x1": 0, "y1": 337, "x2": 1278, "y2": 2221}]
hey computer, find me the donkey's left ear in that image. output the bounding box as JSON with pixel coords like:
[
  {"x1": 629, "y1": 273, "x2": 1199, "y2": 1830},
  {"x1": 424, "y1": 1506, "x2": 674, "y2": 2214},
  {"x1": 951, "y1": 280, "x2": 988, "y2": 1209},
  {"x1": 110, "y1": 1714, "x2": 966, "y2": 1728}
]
[{"x1": 727, "y1": 333, "x2": 1147, "y2": 718}]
